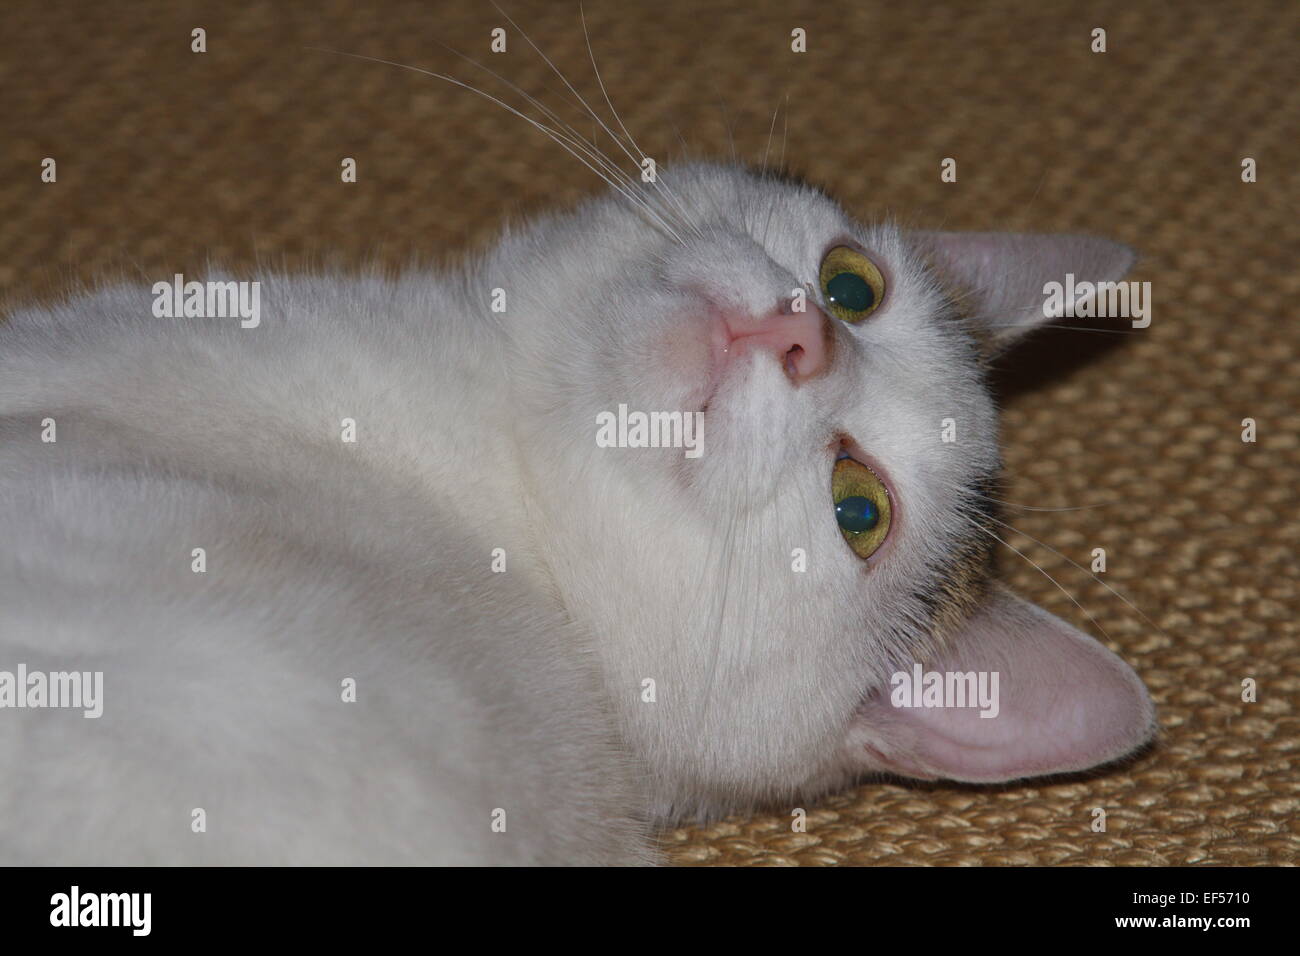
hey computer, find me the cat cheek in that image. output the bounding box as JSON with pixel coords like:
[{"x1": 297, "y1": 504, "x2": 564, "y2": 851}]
[{"x1": 647, "y1": 310, "x2": 719, "y2": 409}]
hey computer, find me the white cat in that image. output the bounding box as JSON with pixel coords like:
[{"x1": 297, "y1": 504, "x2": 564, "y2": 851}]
[{"x1": 0, "y1": 163, "x2": 1154, "y2": 864}]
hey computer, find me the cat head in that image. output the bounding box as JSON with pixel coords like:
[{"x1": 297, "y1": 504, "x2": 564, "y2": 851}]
[{"x1": 493, "y1": 162, "x2": 1154, "y2": 818}]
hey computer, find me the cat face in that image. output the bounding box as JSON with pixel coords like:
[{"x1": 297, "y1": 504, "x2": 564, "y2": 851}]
[{"x1": 498, "y1": 163, "x2": 1154, "y2": 818}]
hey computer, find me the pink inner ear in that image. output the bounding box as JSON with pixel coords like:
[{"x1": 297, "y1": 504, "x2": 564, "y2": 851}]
[{"x1": 855, "y1": 586, "x2": 1155, "y2": 783}]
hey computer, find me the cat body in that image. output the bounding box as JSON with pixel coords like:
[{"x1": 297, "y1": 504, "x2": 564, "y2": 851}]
[
  {"x1": 0, "y1": 270, "x2": 651, "y2": 863},
  {"x1": 0, "y1": 164, "x2": 1154, "y2": 864}
]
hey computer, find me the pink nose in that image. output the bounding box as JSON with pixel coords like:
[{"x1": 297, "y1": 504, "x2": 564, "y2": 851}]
[{"x1": 723, "y1": 304, "x2": 829, "y2": 384}]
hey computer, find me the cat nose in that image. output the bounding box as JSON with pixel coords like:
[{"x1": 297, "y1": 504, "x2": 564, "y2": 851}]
[{"x1": 724, "y1": 301, "x2": 830, "y2": 384}]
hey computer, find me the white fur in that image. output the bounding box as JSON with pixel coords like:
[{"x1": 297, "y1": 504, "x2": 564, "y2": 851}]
[{"x1": 0, "y1": 163, "x2": 1152, "y2": 863}]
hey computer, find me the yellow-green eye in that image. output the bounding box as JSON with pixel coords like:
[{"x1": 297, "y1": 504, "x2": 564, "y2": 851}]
[
  {"x1": 832, "y1": 457, "x2": 892, "y2": 559},
  {"x1": 819, "y1": 246, "x2": 885, "y2": 323}
]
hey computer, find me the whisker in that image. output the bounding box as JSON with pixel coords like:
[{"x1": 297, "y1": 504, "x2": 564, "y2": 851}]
[
  {"x1": 957, "y1": 513, "x2": 1115, "y2": 644},
  {"x1": 778, "y1": 91, "x2": 789, "y2": 172},
  {"x1": 716, "y1": 99, "x2": 738, "y2": 164},
  {"x1": 490, "y1": 1, "x2": 695, "y2": 241},
  {"x1": 305, "y1": 47, "x2": 688, "y2": 245},
  {"x1": 933, "y1": 476, "x2": 1113, "y2": 514},
  {"x1": 758, "y1": 92, "x2": 791, "y2": 249},
  {"x1": 989, "y1": 324, "x2": 1140, "y2": 335},
  {"x1": 990, "y1": 501, "x2": 1110, "y2": 513},
  {"x1": 417, "y1": 33, "x2": 654, "y2": 202},
  {"x1": 577, "y1": 3, "x2": 701, "y2": 241},
  {"x1": 761, "y1": 98, "x2": 780, "y2": 173},
  {"x1": 984, "y1": 512, "x2": 1173, "y2": 640}
]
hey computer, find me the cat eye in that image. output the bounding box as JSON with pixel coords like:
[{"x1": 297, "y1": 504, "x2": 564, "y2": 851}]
[
  {"x1": 832, "y1": 456, "x2": 892, "y2": 559},
  {"x1": 819, "y1": 246, "x2": 886, "y2": 323}
]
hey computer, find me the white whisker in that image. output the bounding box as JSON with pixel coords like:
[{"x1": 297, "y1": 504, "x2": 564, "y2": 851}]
[
  {"x1": 958, "y1": 513, "x2": 1115, "y2": 643},
  {"x1": 578, "y1": 4, "x2": 701, "y2": 240},
  {"x1": 984, "y1": 513, "x2": 1172, "y2": 640},
  {"x1": 305, "y1": 47, "x2": 688, "y2": 245},
  {"x1": 489, "y1": 1, "x2": 694, "y2": 242}
]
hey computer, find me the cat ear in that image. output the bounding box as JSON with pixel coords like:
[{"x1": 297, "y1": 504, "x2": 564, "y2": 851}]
[
  {"x1": 855, "y1": 585, "x2": 1155, "y2": 783},
  {"x1": 918, "y1": 232, "x2": 1136, "y2": 349}
]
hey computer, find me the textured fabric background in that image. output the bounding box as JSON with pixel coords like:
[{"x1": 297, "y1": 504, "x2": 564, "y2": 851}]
[{"x1": 2, "y1": 0, "x2": 1295, "y2": 865}]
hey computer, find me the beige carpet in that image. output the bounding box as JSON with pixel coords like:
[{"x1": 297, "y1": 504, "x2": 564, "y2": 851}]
[{"x1": 2, "y1": 0, "x2": 1296, "y2": 865}]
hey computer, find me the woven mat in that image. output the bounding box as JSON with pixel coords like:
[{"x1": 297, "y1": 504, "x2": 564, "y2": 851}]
[{"x1": 2, "y1": 0, "x2": 1296, "y2": 865}]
